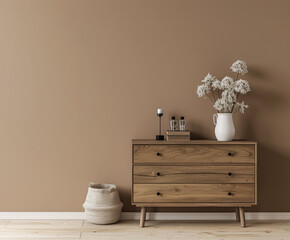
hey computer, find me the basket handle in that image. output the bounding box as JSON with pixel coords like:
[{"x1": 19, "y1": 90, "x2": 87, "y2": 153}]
[{"x1": 88, "y1": 182, "x2": 96, "y2": 187}]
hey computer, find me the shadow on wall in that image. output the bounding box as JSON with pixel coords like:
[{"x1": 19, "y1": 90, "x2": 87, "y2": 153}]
[
  {"x1": 237, "y1": 67, "x2": 290, "y2": 212},
  {"x1": 248, "y1": 65, "x2": 288, "y2": 110},
  {"x1": 253, "y1": 144, "x2": 290, "y2": 212},
  {"x1": 118, "y1": 186, "x2": 134, "y2": 212},
  {"x1": 187, "y1": 120, "x2": 209, "y2": 140}
]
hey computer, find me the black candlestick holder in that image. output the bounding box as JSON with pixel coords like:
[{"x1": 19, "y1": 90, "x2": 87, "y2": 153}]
[{"x1": 156, "y1": 113, "x2": 164, "y2": 140}]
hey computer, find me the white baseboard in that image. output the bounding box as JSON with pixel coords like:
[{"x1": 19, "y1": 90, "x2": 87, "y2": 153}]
[{"x1": 0, "y1": 212, "x2": 289, "y2": 220}]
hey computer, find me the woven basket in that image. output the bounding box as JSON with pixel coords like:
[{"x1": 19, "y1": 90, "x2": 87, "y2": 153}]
[{"x1": 83, "y1": 183, "x2": 123, "y2": 224}]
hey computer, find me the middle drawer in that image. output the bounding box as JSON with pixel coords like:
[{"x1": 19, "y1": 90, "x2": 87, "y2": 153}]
[{"x1": 134, "y1": 165, "x2": 254, "y2": 184}]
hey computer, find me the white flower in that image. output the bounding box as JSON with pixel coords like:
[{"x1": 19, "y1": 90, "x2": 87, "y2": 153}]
[
  {"x1": 222, "y1": 89, "x2": 237, "y2": 103},
  {"x1": 230, "y1": 60, "x2": 248, "y2": 75},
  {"x1": 220, "y1": 76, "x2": 234, "y2": 90},
  {"x1": 236, "y1": 101, "x2": 249, "y2": 114},
  {"x1": 197, "y1": 84, "x2": 210, "y2": 97},
  {"x1": 213, "y1": 98, "x2": 233, "y2": 113},
  {"x1": 234, "y1": 79, "x2": 251, "y2": 94},
  {"x1": 201, "y1": 73, "x2": 216, "y2": 86},
  {"x1": 212, "y1": 80, "x2": 221, "y2": 90},
  {"x1": 213, "y1": 98, "x2": 224, "y2": 112},
  {"x1": 195, "y1": 61, "x2": 251, "y2": 114}
]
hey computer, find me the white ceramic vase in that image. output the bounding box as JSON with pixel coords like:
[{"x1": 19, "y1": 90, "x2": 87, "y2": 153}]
[
  {"x1": 213, "y1": 113, "x2": 235, "y2": 141},
  {"x1": 83, "y1": 183, "x2": 123, "y2": 224}
]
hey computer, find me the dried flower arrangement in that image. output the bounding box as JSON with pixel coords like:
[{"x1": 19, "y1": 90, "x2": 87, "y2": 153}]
[{"x1": 196, "y1": 60, "x2": 250, "y2": 114}]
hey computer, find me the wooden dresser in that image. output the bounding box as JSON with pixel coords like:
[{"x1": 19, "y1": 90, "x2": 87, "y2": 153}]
[{"x1": 132, "y1": 140, "x2": 257, "y2": 228}]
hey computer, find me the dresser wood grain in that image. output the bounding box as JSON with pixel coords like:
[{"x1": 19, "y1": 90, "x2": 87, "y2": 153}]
[
  {"x1": 134, "y1": 184, "x2": 255, "y2": 203},
  {"x1": 134, "y1": 144, "x2": 255, "y2": 164},
  {"x1": 132, "y1": 140, "x2": 257, "y2": 228},
  {"x1": 134, "y1": 165, "x2": 254, "y2": 184}
]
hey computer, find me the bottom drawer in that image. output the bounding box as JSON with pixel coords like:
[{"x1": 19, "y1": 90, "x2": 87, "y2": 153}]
[{"x1": 134, "y1": 184, "x2": 254, "y2": 203}]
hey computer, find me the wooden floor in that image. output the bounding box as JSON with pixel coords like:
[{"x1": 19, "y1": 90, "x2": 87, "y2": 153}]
[{"x1": 0, "y1": 219, "x2": 289, "y2": 239}]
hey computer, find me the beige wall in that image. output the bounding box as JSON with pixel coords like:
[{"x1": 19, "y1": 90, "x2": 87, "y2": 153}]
[{"x1": 0, "y1": 0, "x2": 290, "y2": 212}]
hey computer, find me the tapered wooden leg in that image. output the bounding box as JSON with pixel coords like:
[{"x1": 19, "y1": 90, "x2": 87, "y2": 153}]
[
  {"x1": 239, "y1": 207, "x2": 246, "y2": 228},
  {"x1": 235, "y1": 207, "x2": 240, "y2": 222},
  {"x1": 140, "y1": 207, "x2": 147, "y2": 228}
]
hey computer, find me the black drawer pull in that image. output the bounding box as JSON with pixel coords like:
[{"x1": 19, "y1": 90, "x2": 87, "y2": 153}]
[
  {"x1": 228, "y1": 172, "x2": 232, "y2": 176},
  {"x1": 156, "y1": 172, "x2": 161, "y2": 176},
  {"x1": 156, "y1": 152, "x2": 161, "y2": 156},
  {"x1": 228, "y1": 152, "x2": 233, "y2": 157},
  {"x1": 156, "y1": 192, "x2": 161, "y2": 196},
  {"x1": 228, "y1": 192, "x2": 232, "y2": 196}
]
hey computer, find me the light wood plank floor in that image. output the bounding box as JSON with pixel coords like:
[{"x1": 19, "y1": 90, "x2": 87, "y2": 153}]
[{"x1": 0, "y1": 220, "x2": 289, "y2": 239}]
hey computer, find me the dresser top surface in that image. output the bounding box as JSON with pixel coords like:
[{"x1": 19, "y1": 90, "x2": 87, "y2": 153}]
[{"x1": 132, "y1": 139, "x2": 257, "y2": 145}]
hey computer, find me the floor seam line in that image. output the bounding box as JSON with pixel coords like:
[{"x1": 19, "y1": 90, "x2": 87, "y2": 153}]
[{"x1": 79, "y1": 220, "x2": 84, "y2": 239}]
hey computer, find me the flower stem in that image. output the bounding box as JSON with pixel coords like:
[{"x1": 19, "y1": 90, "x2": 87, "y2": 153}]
[
  {"x1": 212, "y1": 91, "x2": 216, "y2": 102},
  {"x1": 206, "y1": 93, "x2": 215, "y2": 103},
  {"x1": 233, "y1": 106, "x2": 240, "y2": 115},
  {"x1": 230, "y1": 73, "x2": 240, "y2": 113},
  {"x1": 218, "y1": 89, "x2": 221, "y2": 98}
]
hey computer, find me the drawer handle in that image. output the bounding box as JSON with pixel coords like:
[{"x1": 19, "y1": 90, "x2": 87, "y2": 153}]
[
  {"x1": 228, "y1": 172, "x2": 232, "y2": 176},
  {"x1": 156, "y1": 152, "x2": 161, "y2": 156},
  {"x1": 228, "y1": 192, "x2": 232, "y2": 196},
  {"x1": 156, "y1": 172, "x2": 161, "y2": 176},
  {"x1": 228, "y1": 152, "x2": 233, "y2": 157},
  {"x1": 156, "y1": 192, "x2": 161, "y2": 196}
]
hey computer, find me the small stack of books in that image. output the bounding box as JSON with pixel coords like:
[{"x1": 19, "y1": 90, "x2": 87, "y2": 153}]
[{"x1": 166, "y1": 130, "x2": 190, "y2": 141}]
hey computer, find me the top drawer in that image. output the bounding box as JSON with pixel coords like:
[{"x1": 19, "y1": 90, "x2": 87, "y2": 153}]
[{"x1": 133, "y1": 144, "x2": 255, "y2": 164}]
